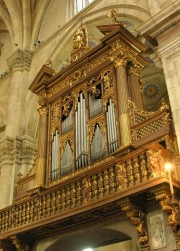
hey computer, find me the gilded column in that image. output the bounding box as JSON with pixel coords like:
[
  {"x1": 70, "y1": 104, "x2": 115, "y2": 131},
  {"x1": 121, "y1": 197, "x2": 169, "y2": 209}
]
[
  {"x1": 127, "y1": 63, "x2": 144, "y2": 110},
  {"x1": 36, "y1": 105, "x2": 48, "y2": 187},
  {"x1": 111, "y1": 54, "x2": 131, "y2": 146}
]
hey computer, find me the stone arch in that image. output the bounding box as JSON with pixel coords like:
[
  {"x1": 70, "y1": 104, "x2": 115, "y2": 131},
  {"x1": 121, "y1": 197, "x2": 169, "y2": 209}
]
[
  {"x1": 49, "y1": 1, "x2": 150, "y2": 71},
  {"x1": 21, "y1": 0, "x2": 31, "y2": 49},
  {"x1": 4, "y1": 0, "x2": 23, "y2": 48},
  {"x1": 33, "y1": 218, "x2": 140, "y2": 251},
  {"x1": 0, "y1": 6, "x2": 14, "y2": 46},
  {"x1": 30, "y1": 0, "x2": 54, "y2": 50}
]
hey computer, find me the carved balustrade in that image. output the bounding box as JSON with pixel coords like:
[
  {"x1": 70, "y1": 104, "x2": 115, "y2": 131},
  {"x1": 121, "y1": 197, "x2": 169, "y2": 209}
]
[
  {"x1": 0, "y1": 142, "x2": 177, "y2": 237},
  {"x1": 128, "y1": 98, "x2": 172, "y2": 147}
]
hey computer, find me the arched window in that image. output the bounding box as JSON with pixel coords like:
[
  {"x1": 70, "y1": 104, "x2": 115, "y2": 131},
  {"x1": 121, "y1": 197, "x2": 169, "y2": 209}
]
[{"x1": 76, "y1": 0, "x2": 94, "y2": 12}]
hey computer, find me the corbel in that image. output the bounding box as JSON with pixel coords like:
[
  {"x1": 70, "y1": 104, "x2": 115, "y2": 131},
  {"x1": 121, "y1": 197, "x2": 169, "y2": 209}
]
[
  {"x1": 156, "y1": 193, "x2": 180, "y2": 250},
  {"x1": 10, "y1": 235, "x2": 30, "y2": 251},
  {"x1": 121, "y1": 198, "x2": 150, "y2": 251}
]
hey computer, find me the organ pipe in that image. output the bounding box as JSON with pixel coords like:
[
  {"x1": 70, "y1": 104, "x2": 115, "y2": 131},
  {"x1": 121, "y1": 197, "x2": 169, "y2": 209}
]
[
  {"x1": 106, "y1": 99, "x2": 118, "y2": 153},
  {"x1": 51, "y1": 130, "x2": 59, "y2": 180},
  {"x1": 62, "y1": 108, "x2": 73, "y2": 134},
  {"x1": 75, "y1": 93, "x2": 88, "y2": 169}
]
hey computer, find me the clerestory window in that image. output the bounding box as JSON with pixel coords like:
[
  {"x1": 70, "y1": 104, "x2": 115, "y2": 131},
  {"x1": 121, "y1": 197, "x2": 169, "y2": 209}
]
[{"x1": 76, "y1": 0, "x2": 94, "y2": 12}]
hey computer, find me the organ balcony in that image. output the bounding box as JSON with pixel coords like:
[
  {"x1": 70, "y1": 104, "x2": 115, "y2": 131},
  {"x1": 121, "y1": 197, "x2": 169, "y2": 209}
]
[{"x1": 0, "y1": 24, "x2": 180, "y2": 250}]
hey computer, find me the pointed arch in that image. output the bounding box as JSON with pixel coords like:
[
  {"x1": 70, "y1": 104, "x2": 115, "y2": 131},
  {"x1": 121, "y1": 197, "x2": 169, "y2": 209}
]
[
  {"x1": 4, "y1": 0, "x2": 23, "y2": 48},
  {"x1": 30, "y1": 0, "x2": 53, "y2": 49},
  {"x1": 22, "y1": 0, "x2": 31, "y2": 49},
  {"x1": 0, "y1": 6, "x2": 15, "y2": 46}
]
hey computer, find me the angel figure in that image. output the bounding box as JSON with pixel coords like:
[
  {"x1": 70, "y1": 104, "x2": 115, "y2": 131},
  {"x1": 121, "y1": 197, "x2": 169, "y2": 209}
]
[{"x1": 73, "y1": 25, "x2": 88, "y2": 50}]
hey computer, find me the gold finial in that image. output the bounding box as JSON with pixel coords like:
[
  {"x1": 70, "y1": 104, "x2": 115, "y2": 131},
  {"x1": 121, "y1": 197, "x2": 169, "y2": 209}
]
[
  {"x1": 107, "y1": 9, "x2": 119, "y2": 24},
  {"x1": 46, "y1": 59, "x2": 52, "y2": 67}
]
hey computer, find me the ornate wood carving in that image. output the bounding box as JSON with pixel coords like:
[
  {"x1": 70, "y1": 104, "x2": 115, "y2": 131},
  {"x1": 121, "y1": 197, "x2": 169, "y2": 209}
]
[{"x1": 0, "y1": 23, "x2": 178, "y2": 250}]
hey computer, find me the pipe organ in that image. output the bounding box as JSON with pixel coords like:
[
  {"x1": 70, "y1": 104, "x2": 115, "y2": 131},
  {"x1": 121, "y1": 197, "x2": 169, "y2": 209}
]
[
  {"x1": 1, "y1": 24, "x2": 178, "y2": 251},
  {"x1": 49, "y1": 68, "x2": 120, "y2": 180},
  {"x1": 30, "y1": 24, "x2": 150, "y2": 185}
]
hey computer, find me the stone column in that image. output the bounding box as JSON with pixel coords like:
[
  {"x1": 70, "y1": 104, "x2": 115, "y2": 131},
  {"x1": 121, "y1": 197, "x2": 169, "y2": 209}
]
[
  {"x1": 128, "y1": 63, "x2": 144, "y2": 110},
  {"x1": 0, "y1": 49, "x2": 34, "y2": 209},
  {"x1": 156, "y1": 25, "x2": 180, "y2": 151},
  {"x1": 0, "y1": 136, "x2": 37, "y2": 209},
  {"x1": 36, "y1": 105, "x2": 48, "y2": 187},
  {"x1": 6, "y1": 49, "x2": 33, "y2": 137},
  {"x1": 111, "y1": 54, "x2": 131, "y2": 146}
]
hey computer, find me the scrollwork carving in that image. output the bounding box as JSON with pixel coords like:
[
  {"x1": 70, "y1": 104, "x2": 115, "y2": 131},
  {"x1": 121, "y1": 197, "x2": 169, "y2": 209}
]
[
  {"x1": 157, "y1": 194, "x2": 180, "y2": 250},
  {"x1": 88, "y1": 86, "x2": 100, "y2": 98},
  {"x1": 103, "y1": 70, "x2": 113, "y2": 94},
  {"x1": 62, "y1": 103, "x2": 71, "y2": 117},
  {"x1": 110, "y1": 53, "x2": 129, "y2": 67},
  {"x1": 37, "y1": 105, "x2": 48, "y2": 115},
  {"x1": 127, "y1": 63, "x2": 142, "y2": 77},
  {"x1": 122, "y1": 206, "x2": 149, "y2": 247},
  {"x1": 10, "y1": 236, "x2": 30, "y2": 251}
]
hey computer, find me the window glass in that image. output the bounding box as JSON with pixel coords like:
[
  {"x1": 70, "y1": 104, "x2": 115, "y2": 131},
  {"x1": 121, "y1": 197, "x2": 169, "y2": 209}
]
[{"x1": 76, "y1": 0, "x2": 94, "y2": 12}]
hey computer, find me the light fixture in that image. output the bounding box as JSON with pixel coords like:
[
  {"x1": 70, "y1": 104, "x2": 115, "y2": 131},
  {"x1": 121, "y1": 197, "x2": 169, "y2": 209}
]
[
  {"x1": 164, "y1": 161, "x2": 174, "y2": 197},
  {"x1": 82, "y1": 248, "x2": 94, "y2": 251}
]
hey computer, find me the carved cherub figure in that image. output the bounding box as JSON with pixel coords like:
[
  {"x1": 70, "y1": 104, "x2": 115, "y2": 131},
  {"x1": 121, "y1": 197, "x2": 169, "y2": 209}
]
[
  {"x1": 147, "y1": 148, "x2": 164, "y2": 177},
  {"x1": 73, "y1": 25, "x2": 87, "y2": 50}
]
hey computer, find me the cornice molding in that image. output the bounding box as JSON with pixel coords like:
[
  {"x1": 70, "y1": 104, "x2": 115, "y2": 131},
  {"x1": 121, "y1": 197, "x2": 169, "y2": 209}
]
[
  {"x1": 152, "y1": 17, "x2": 180, "y2": 38},
  {"x1": 136, "y1": 0, "x2": 180, "y2": 38}
]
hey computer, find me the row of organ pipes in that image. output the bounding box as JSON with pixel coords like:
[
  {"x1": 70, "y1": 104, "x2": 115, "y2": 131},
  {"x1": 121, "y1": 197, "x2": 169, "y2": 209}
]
[
  {"x1": 51, "y1": 91, "x2": 119, "y2": 179},
  {"x1": 75, "y1": 93, "x2": 88, "y2": 169},
  {"x1": 62, "y1": 108, "x2": 73, "y2": 134},
  {"x1": 51, "y1": 129, "x2": 59, "y2": 180},
  {"x1": 106, "y1": 98, "x2": 118, "y2": 153}
]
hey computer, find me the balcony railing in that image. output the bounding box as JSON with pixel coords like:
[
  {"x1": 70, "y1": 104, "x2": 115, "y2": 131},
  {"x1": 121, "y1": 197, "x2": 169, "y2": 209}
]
[
  {"x1": 128, "y1": 98, "x2": 172, "y2": 146},
  {"x1": 0, "y1": 141, "x2": 178, "y2": 237}
]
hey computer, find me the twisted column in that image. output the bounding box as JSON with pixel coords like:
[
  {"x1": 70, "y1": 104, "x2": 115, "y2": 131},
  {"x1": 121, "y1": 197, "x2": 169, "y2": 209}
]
[
  {"x1": 36, "y1": 105, "x2": 48, "y2": 187},
  {"x1": 111, "y1": 53, "x2": 131, "y2": 146}
]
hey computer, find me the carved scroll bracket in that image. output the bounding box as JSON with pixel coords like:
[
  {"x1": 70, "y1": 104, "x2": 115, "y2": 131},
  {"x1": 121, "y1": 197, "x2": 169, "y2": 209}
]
[
  {"x1": 10, "y1": 235, "x2": 30, "y2": 251},
  {"x1": 121, "y1": 199, "x2": 150, "y2": 251},
  {"x1": 156, "y1": 193, "x2": 180, "y2": 250},
  {"x1": 0, "y1": 239, "x2": 14, "y2": 251}
]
